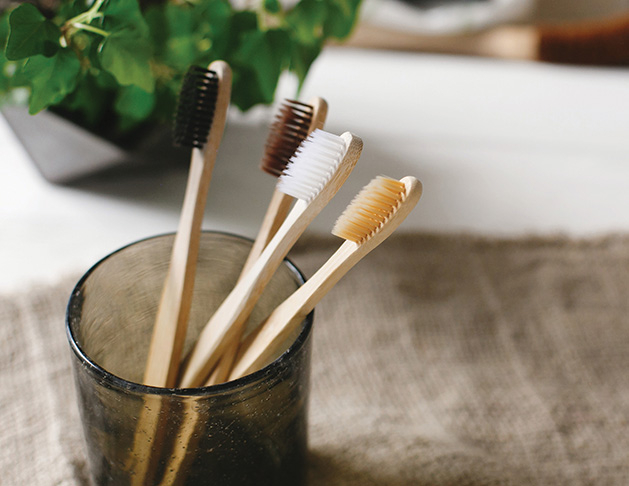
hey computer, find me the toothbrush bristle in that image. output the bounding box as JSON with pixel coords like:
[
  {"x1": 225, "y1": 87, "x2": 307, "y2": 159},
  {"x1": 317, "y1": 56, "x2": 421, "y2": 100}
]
[
  {"x1": 173, "y1": 65, "x2": 219, "y2": 149},
  {"x1": 276, "y1": 129, "x2": 347, "y2": 203},
  {"x1": 332, "y1": 176, "x2": 406, "y2": 244},
  {"x1": 261, "y1": 99, "x2": 314, "y2": 177}
]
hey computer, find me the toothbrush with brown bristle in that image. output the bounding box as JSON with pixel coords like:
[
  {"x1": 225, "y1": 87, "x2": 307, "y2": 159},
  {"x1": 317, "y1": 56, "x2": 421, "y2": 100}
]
[
  {"x1": 229, "y1": 175, "x2": 423, "y2": 380},
  {"x1": 143, "y1": 61, "x2": 232, "y2": 389},
  {"x1": 240, "y1": 97, "x2": 328, "y2": 277},
  {"x1": 178, "y1": 129, "x2": 363, "y2": 388},
  {"x1": 206, "y1": 97, "x2": 328, "y2": 385}
]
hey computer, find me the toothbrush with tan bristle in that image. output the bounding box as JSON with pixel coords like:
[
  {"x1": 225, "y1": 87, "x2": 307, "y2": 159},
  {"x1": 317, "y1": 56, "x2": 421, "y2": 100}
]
[
  {"x1": 178, "y1": 129, "x2": 363, "y2": 388},
  {"x1": 229, "y1": 175, "x2": 423, "y2": 380},
  {"x1": 206, "y1": 97, "x2": 328, "y2": 385},
  {"x1": 143, "y1": 61, "x2": 232, "y2": 389}
]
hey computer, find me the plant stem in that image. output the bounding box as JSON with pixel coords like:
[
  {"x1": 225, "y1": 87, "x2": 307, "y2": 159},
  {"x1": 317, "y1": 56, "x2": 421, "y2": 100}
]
[
  {"x1": 68, "y1": 0, "x2": 107, "y2": 27},
  {"x1": 71, "y1": 22, "x2": 110, "y2": 37}
]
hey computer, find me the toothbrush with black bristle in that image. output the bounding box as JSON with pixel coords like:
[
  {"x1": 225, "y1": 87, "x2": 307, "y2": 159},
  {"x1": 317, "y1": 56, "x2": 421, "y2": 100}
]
[
  {"x1": 179, "y1": 128, "x2": 364, "y2": 388},
  {"x1": 206, "y1": 97, "x2": 328, "y2": 384},
  {"x1": 125, "y1": 60, "x2": 232, "y2": 486},
  {"x1": 230, "y1": 175, "x2": 423, "y2": 380},
  {"x1": 144, "y1": 60, "x2": 232, "y2": 389}
]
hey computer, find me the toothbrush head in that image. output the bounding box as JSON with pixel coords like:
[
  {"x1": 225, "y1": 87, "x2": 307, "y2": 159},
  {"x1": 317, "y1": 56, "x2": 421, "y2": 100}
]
[
  {"x1": 332, "y1": 175, "x2": 422, "y2": 245},
  {"x1": 276, "y1": 129, "x2": 348, "y2": 203},
  {"x1": 173, "y1": 65, "x2": 219, "y2": 149},
  {"x1": 261, "y1": 99, "x2": 314, "y2": 177}
]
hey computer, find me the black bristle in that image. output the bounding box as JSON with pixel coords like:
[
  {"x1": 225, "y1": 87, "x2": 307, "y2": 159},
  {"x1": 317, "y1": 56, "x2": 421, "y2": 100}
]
[
  {"x1": 173, "y1": 66, "x2": 219, "y2": 149},
  {"x1": 261, "y1": 99, "x2": 314, "y2": 177}
]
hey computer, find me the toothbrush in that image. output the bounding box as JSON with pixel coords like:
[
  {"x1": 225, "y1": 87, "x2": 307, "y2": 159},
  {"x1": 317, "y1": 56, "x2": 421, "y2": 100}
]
[
  {"x1": 229, "y1": 175, "x2": 423, "y2": 380},
  {"x1": 239, "y1": 97, "x2": 328, "y2": 277},
  {"x1": 124, "y1": 61, "x2": 231, "y2": 486},
  {"x1": 143, "y1": 61, "x2": 232, "y2": 388},
  {"x1": 206, "y1": 97, "x2": 328, "y2": 385},
  {"x1": 179, "y1": 129, "x2": 363, "y2": 388}
]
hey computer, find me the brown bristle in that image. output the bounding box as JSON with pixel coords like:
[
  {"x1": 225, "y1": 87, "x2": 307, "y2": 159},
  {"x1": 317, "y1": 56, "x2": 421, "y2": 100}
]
[
  {"x1": 261, "y1": 99, "x2": 314, "y2": 177},
  {"x1": 537, "y1": 14, "x2": 629, "y2": 66},
  {"x1": 332, "y1": 176, "x2": 406, "y2": 244}
]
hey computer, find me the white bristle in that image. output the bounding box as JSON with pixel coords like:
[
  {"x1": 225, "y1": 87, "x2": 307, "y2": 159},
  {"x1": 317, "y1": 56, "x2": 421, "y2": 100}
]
[
  {"x1": 332, "y1": 176, "x2": 406, "y2": 244},
  {"x1": 276, "y1": 129, "x2": 347, "y2": 202}
]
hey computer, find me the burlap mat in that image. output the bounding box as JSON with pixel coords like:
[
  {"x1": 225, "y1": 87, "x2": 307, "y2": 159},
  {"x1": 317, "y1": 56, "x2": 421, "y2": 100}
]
[{"x1": 2, "y1": 233, "x2": 629, "y2": 485}]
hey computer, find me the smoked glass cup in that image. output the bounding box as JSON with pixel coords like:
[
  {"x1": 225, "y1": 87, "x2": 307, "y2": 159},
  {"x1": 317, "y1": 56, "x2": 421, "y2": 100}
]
[{"x1": 66, "y1": 232, "x2": 313, "y2": 486}]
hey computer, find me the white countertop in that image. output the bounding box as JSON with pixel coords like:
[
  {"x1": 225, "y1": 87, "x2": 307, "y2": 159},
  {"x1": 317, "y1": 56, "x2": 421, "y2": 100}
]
[{"x1": 2, "y1": 46, "x2": 629, "y2": 292}]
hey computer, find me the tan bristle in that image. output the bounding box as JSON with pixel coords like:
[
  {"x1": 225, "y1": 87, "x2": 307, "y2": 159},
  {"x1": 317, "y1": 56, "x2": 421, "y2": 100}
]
[
  {"x1": 332, "y1": 176, "x2": 406, "y2": 244},
  {"x1": 261, "y1": 99, "x2": 314, "y2": 177}
]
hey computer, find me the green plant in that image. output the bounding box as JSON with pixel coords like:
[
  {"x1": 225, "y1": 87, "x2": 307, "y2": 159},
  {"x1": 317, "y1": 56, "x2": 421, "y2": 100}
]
[{"x1": 0, "y1": 0, "x2": 361, "y2": 143}]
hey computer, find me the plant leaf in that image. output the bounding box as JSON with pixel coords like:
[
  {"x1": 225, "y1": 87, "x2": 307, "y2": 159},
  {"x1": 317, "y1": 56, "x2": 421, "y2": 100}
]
[
  {"x1": 102, "y1": 0, "x2": 149, "y2": 36},
  {"x1": 21, "y1": 49, "x2": 81, "y2": 114},
  {"x1": 233, "y1": 28, "x2": 291, "y2": 106},
  {"x1": 263, "y1": 0, "x2": 282, "y2": 14},
  {"x1": 289, "y1": 38, "x2": 323, "y2": 88},
  {"x1": 115, "y1": 84, "x2": 155, "y2": 121},
  {"x1": 323, "y1": 0, "x2": 362, "y2": 39},
  {"x1": 99, "y1": 30, "x2": 154, "y2": 93},
  {"x1": 285, "y1": 0, "x2": 328, "y2": 44},
  {"x1": 6, "y1": 3, "x2": 61, "y2": 60}
]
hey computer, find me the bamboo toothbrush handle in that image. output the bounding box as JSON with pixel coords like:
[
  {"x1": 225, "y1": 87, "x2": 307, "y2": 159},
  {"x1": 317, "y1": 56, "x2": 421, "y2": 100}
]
[
  {"x1": 230, "y1": 176, "x2": 424, "y2": 379},
  {"x1": 179, "y1": 200, "x2": 311, "y2": 387},
  {"x1": 143, "y1": 149, "x2": 208, "y2": 387},
  {"x1": 238, "y1": 189, "x2": 293, "y2": 277},
  {"x1": 143, "y1": 61, "x2": 231, "y2": 388},
  {"x1": 230, "y1": 241, "x2": 358, "y2": 379},
  {"x1": 181, "y1": 132, "x2": 363, "y2": 388},
  {"x1": 308, "y1": 96, "x2": 328, "y2": 132}
]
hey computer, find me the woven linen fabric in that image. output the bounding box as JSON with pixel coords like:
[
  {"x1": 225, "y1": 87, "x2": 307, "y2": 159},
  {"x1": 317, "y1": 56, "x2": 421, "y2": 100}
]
[{"x1": 2, "y1": 233, "x2": 629, "y2": 485}]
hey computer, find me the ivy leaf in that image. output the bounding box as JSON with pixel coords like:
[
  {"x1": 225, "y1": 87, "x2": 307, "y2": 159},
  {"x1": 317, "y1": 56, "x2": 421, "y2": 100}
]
[
  {"x1": 101, "y1": 0, "x2": 149, "y2": 36},
  {"x1": 0, "y1": 14, "x2": 11, "y2": 94},
  {"x1": 115, "y1": 84, "x2": 155, "y2": 121},
  {"x1": 323, "y1": 0, "x2": 362, "y2": 39},
  {"x1": 21, "y1": 49, "x2": 81, "y2": 114},
  {"x1": 6, "y1": 3, "x2": 61, "y2": 60},
  {"x1": 289, "y1": 38, "x2": 323, "y2": 88},
  {"x1": 285, "y1": 0, "x2": 328, "y2": 44},
  {"x1": 99, "y1": 30, "x2": 154, "y2": 93},
  {"x1": 263, "y1": 0, "x2": 282, "y2": 14},
  {"x1": 161, "y1": 3, "x2": 197, "y2": 70},
  {"x1": 233, "y1": 28, "x2": 291, "y2": 106}
]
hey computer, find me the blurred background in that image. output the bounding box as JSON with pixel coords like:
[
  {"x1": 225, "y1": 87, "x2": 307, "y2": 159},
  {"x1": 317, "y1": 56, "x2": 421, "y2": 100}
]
[{"x1": 1, "y1": 0, "x2": 628, "y2": 292}]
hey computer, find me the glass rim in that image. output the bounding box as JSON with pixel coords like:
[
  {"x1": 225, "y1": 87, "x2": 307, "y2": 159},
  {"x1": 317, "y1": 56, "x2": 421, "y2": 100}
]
[{"x1": 65, "y1": 230, "x2": 314, "y2": 397}]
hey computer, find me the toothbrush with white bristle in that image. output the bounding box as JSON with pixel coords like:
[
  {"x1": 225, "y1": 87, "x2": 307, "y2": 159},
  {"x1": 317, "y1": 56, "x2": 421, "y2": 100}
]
[
  {"x1": 229, "y1": 175, "x2": 423, "y2": 380},
  {"x1": 179, "y1": 129, "x2": 363, "y2": 388}
]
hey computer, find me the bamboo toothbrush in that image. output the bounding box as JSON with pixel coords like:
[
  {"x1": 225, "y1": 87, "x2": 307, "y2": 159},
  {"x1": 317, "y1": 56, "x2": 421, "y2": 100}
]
[
  {"x1": 206, "y1": 97, "x2": 328, "y2": 385},
  {"x1": 143, "y1": 61, "x2": 232, "y2": 388},
  {"x1": 124, "y1": 61, "x2": 231, "y2": 486},
  {"x1": 229, "y1": 175, "x2": 423, "y2": 380},
  {"x1": 240, "y1": 97, "x2": 328, "y2": 277},
  {"x1": 178, "y1": 129, "x2": 363, "y2": 388}
]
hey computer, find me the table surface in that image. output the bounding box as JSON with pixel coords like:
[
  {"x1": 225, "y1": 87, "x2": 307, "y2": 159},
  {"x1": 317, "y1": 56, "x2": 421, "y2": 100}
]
[{"x1": 2, "y1": 46, "x2": 629, "y2": 293}]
